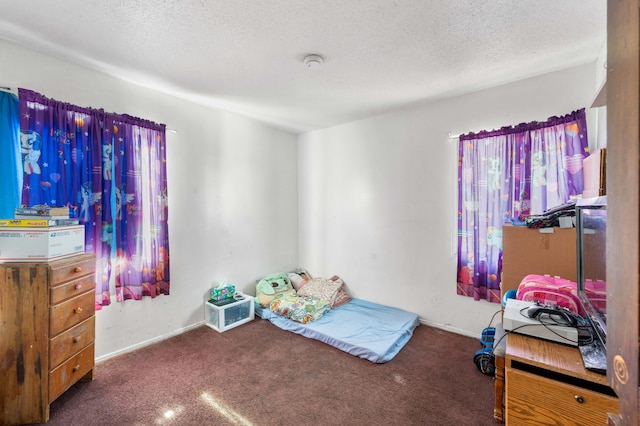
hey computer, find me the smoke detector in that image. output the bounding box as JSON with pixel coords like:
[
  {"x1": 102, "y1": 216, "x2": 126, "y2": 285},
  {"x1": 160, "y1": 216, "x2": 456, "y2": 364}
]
[{"x1": 303, "y1": 54, "x2": 324, "y2": 68}]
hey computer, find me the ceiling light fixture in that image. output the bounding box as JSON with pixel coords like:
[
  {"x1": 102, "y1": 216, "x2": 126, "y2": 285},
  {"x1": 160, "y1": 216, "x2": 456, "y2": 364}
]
[{"x1": 303, "y1": 54, "x2": 324, "y2": 68}]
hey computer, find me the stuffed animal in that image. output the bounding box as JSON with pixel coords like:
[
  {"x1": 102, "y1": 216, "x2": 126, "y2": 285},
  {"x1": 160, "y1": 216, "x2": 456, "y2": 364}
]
[{"x1": 256, "y1": 273, "x2": 295, "y2": 307}]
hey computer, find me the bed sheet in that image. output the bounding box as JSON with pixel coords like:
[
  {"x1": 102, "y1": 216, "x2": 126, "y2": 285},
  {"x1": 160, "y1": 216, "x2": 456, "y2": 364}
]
[{"x1": 255, "y1": 297, "x2": 419, "y2": 363}]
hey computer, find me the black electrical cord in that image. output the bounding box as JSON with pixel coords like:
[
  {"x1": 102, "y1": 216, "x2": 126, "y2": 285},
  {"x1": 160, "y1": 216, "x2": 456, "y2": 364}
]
[
  {"x1": 477, "y1": 305, "x2": 588, "y2": 375},
  {"x1": 476, "y1": 309, "x2": 503, "y2": 375}
]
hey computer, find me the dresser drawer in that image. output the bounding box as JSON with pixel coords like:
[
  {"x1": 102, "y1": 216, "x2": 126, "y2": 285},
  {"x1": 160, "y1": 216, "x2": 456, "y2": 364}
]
[
  {"x1": 49, "y1": 255, "x2": 96, "y2": 286},
  {"x1": 50, "y1": 275, "x2": 96, "y2": 305},
  {"x1": 506, "y1": 368, "x2": 618, "y2": 425},
  {"x1": 49, "y1": 316, "x2": 95, "y2": 370},
  {"x1": 50, "y1": 291, "x2": 95, "y2": 336},
  {"x1": 49, "y1": 343, "x2": 94, "y2": 403}
]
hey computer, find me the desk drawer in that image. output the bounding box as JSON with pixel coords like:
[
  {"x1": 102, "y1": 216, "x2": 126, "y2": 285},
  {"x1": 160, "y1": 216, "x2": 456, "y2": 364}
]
[
  {"x1": 49, "y1": 316, "x2": 95, "y2": 369},
  {"x1": 50, "y1": 291, "x2": 95, "y2": 336},
  {"x1": 49, "y1": 343, "x2": 94, "y2": 403},
  {"x1": 506, "y1": 368, "x2": 618, "y2": 425}
]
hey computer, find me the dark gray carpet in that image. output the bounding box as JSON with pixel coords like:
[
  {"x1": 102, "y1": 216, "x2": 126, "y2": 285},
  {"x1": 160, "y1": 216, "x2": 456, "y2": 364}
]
[{"x1": 43, "y1": 320, "x2": 496, "y2": 426}]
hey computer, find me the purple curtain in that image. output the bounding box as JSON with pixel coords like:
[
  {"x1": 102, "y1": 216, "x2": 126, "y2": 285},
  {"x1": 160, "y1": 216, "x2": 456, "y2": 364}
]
[
  {"x1": 18, "y1": 89, "x2": 170, "y2": 308},
  {"x1": 112, "y1": 116, "x2": 170, "y2": 301},
  {"x1": 456, "y1": 109, "x2": 588, "y2": 302}
]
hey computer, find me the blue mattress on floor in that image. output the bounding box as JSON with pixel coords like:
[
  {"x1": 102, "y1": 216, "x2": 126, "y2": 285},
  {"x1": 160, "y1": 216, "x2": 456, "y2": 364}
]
[{"x1": 255, "y1": 297, "x2": 419, "y2": 363}]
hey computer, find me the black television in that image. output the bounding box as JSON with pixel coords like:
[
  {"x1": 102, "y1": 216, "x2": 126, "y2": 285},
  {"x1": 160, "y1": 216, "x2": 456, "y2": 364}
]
[{"x1": 576, "y1": 195, "x2": 608, "y2": 373}]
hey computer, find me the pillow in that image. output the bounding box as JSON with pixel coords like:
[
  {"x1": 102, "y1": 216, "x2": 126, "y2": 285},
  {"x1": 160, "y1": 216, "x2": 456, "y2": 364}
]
[
  {"x1": 325, "y1": 277, "x2": 351, "y2": 307},
  {"x1": 269, "y1": 293, "x2": 331, "y2": 324},
  {"x1": 297, "y1": 278, "x2": 344, "y2": 307},
  {"x1": 256, "y1": 273, "x2": 296, "y2": 307},
  {"x1": 288, "y1": 273, "x2": 307, "y2": 291},
  {"x1": 333, "y1": 285, "x2": 352, "y2": 307}
]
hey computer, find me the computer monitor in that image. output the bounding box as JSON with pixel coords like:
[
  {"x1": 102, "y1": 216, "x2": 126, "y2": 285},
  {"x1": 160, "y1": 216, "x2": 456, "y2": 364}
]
[{"x1": 576, "y1": 196, "x2": 607, "y2": 373}]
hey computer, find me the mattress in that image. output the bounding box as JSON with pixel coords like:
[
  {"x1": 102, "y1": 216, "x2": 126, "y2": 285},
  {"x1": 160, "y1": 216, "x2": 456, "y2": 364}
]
[{"x1": 255, "y1": 297, "x2": 419, "y2": 363}]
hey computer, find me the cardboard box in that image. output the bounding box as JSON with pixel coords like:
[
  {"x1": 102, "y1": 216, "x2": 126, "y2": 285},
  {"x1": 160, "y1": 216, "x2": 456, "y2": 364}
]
[
  {"x1": 501, "y1": 225, "x2": 576, "y2": 298},
  {"x1": 0, "y1": 225, "x2": 85, "y2": 262}
]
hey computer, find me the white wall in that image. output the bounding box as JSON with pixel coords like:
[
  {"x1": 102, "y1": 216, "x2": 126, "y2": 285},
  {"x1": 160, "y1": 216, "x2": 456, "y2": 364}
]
[
  {"x1": 298, "y1": 63, "x2": 597, "y2": 337},
  {"x1": 0, "y1": 35, "x2": 600, "y2": 355},
  {"x1": 0, "y1": 39, "x2": 299, "y2": 360},
  {"x1": 593, "y1": 41, "x2": 608, "y2": 149}
]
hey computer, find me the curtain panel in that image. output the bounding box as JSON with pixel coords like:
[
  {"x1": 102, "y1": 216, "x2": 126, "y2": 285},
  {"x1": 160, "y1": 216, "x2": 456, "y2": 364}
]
[
  {"x1": 456, "y1": 109, "x2": 588, "y2": 302},
  {"x1": 0, "y1": 91, "x2": 21, "y2": 218},
  {"x1": 18, "y1": 89, "x2": 170, "y2": 308}
]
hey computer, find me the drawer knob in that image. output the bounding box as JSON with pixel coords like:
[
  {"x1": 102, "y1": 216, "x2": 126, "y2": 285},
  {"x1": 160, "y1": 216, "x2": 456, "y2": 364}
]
[
  {"x1": 74, "y1": 307, "x2": 83, "y2": 314},
  {"x1": 73, "y1": 336, "x2": 82, "y2": 343},
  {"x1": 72, "y1": 364, "x2": 81, "y2": 372},
  {"x1": 574, "y1": 395, "x2": 585, "y2": 404},
  {"x1": 74, "y1": 266, "x2": 83, "y2": 273},
  {"x1": 75, "y1": 283, "x2": 83, "y2": 290}
]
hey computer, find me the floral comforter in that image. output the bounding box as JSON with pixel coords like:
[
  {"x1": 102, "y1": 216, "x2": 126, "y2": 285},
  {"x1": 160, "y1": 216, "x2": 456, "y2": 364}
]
[{"x1": 269, "y1": 293, "x2": 331, "y2": 324}]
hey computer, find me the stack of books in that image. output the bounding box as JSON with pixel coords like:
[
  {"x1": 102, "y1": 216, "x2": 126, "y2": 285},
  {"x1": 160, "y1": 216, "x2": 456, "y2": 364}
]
[
  {"x1": 0, "y1": 205, "x2": 79, "y2": 228},
  {"x1": 0, "y1": 205, "x2": 85, "y2": 262}
]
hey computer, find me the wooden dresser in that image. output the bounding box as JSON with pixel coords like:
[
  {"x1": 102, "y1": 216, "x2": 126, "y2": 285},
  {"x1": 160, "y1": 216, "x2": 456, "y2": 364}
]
[
  {"x1": 0, "y1": 253, "x2": 96, "y2": 424},
  {"x1": 505, "y1": 333, "x2": 618, "y2": 425}
]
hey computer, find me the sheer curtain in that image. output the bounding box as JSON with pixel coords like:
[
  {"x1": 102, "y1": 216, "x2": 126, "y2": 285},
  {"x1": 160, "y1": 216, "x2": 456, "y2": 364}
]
[
  {"x1": 456, "y1": 109, "x2": 588, "y2": 302},
  {"x1": 111, "y1": 115, "x2": 170, "y2": 301},
  {"x1": 18, "y1": 89, "x2": 170, "y2": 308}
]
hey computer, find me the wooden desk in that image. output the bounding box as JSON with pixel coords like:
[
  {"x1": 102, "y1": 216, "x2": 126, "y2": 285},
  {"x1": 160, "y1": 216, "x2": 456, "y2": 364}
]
[{"x1": 505, "y1": 333, "x2": 618, "y2": 425}]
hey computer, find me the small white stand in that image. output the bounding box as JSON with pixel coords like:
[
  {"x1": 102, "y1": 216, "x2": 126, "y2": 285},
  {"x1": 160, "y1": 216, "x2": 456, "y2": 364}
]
[{"x1": 204, "y1": 292, "x2": 255, "y2": 332}]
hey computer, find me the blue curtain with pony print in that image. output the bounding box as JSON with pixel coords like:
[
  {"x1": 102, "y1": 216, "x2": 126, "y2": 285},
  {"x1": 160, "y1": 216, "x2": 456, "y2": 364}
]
[
  {"x1": 456, "y1": 109, "x2": 588, "y2": 303},
  {"x1": 18, "y1": 89, "x2": 170, "y2": 308},
  {"x1": 0, "y1": 90, "x2": 22, "y2": 218}
]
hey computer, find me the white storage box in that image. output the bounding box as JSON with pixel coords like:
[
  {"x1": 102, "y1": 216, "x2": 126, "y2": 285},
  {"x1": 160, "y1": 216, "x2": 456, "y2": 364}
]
[
  {"x1": 204, "y1": 293, "x2": 254, "y2": 332},
  {"x1": 0, "y1": 225, "x2": 85, "y2": 262}
]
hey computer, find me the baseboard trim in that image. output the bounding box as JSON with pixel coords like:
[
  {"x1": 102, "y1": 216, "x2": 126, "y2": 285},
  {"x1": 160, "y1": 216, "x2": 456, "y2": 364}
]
[
  {"x1": 95, "y1": 321, "x2": 205, "y2": 364},
  {"x1": 418, "y1": 318, "x2": 481, "y2": 340},
  {"x1": 97, "y1": 317, "x2": 479, "y2": 363}
]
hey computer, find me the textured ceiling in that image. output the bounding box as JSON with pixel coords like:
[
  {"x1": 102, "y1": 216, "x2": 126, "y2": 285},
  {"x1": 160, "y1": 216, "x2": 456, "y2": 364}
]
[{"x1": 0, "y1": 0, "x2": 606, "y2": 134}]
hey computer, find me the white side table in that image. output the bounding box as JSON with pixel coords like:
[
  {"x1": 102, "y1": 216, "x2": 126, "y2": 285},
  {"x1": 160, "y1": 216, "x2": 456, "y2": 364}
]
[{"x1": 204, "y1": 292, "x2": 255, "y2": 332}]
